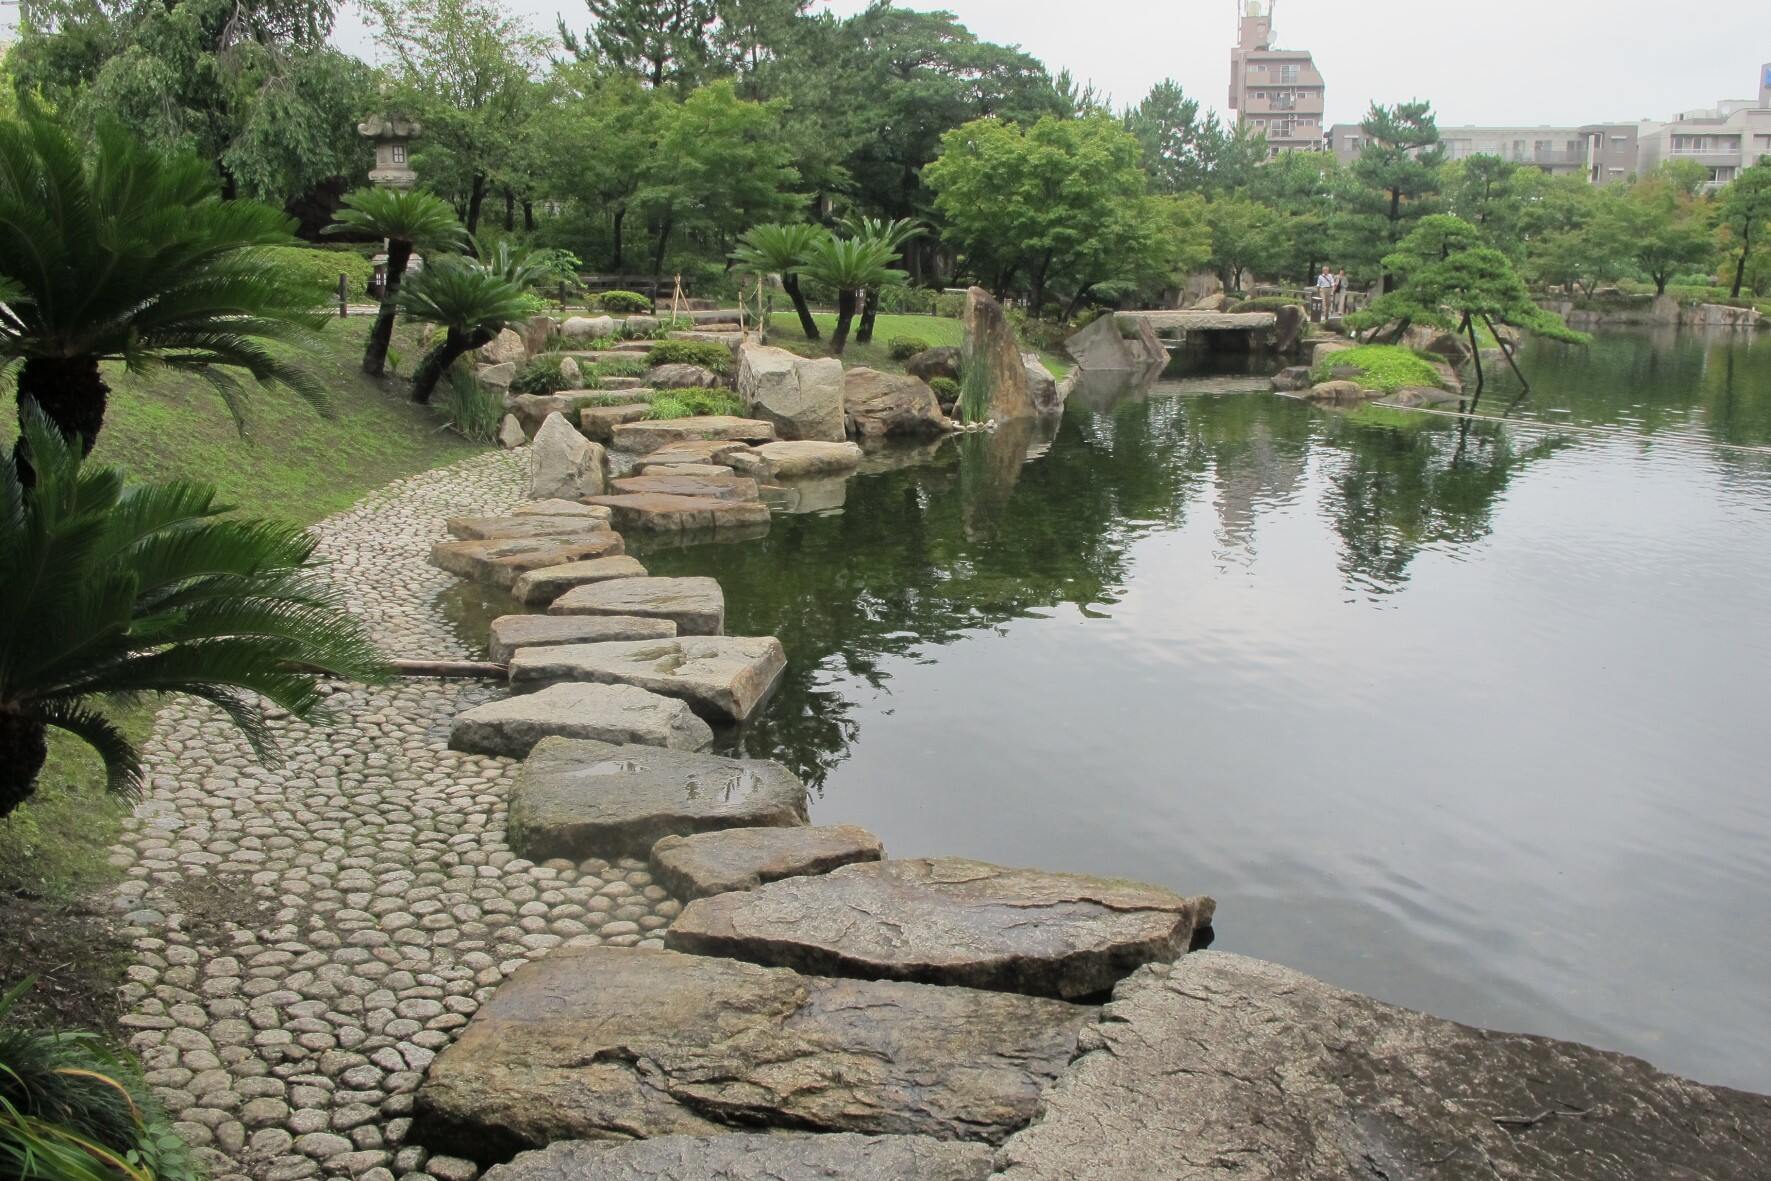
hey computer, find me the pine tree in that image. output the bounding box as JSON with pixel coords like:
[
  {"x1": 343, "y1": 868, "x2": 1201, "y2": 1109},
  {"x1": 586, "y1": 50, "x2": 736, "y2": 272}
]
[{"x1": 1353, "y1": 101, "x2": 1446, "y2": 291}]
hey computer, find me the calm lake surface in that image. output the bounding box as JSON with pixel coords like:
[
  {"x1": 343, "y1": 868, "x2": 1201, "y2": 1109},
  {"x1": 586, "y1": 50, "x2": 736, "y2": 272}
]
[{"x1": 633, "y1": 328, "x2": 1771, "y2": 1092}]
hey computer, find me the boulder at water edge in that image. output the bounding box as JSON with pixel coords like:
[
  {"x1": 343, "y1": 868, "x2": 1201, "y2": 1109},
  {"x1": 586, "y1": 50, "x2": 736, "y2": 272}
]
[
  {"x1": 992, "y1": 952, "x2": 1771, "y2": 1181},
  {"x1": 842, "y1": 367, "x2": 950, "y2": 437},
  {"x1": 481, "y1": 1135, "x2": 995, "y2": 1181},
  {"x1": 507, "y1": 737, "x2": 806, "y2": 860},
  {"x1": 962, "y1": 287, "x2": 1036, "y2": 421},
  {"x1": 737, "y1": 343, "x2": 847, "y2": 441},
  {"x1": 650, "y1": 824, "x2": 884, "y2": 899},
  {"x1": 1023, "y1": 353, "x2": 1064, "y2": 416},
  {"x1": 1063, "y1": 314, "x2": 1138, "y2": 371},
  {"x1": 411, "y1": 946, "x2": 1093, "y2": 1162},
  {"x1": 449, "y1": 683, "x2": 712, "y2": 758},
  {"x1": 750, "y1": 440, "x2": 864, "y2": 478},
  {"x1": 528, "y1": 412, "x2": 606, "y2": 501},
  {"x1": 666, "y1": 857, "x2": 1212, "y2": 1001}
]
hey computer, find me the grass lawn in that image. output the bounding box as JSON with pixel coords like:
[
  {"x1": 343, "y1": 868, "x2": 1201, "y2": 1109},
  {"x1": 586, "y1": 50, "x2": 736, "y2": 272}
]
[
  {"x1": 1, "y1": 314, "x2": 486, "y2": 1026},
  {"x1": 766, "y1": 312, "x2": 1071, "y2": 378}
]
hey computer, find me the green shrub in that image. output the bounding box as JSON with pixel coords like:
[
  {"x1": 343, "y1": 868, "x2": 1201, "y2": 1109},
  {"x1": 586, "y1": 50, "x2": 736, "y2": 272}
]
[
  {"x1": 260, "y1": 244, "x2": 375, "y2": 304},
  {"x1": 1310, "y1": 344, "x2": 1443, "y2": 392},
  {"x1": 645, "y1": 388, "x2": 744, "y2": 420},
  {"x1": 599, "y1": 289, "x2": 652, "y2": 314},
  {"x1": 511, "y1": 354, "x2": 580, "y2": 395},
  {"x1": 875, "y1": 285, "x2": 939, "y2": 314},
  {"x1": 592, "y1": 355, "x2": 649, "y2": 380},
  {"x1": 1006, "y1": 308, "x2": 1068, "y2": 354},
  {"x1": 439, "y1": 363, "x2": 504, "y2": 441},
  {"x1": 928, "y1": 376, "x2": 960, "y2": 401},
  {"x1": 646, "y1": 339, "x2": 733, "y2": 375},
  {"x1": 887, "y1": 336, "x2": 930, "y2": 360},
  {"x1": 1228, "y1": 295, "x2": 1306, "y2": 314}
]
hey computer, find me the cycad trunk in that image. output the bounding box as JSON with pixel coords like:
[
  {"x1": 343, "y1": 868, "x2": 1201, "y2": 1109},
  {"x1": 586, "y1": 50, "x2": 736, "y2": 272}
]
[
  {"x1": 830, "y1": 289, "x2": 859, "y2": 355},
  {"x1": 0, "y1": 712, "x2": 48, "y2": 820},
  {"x1": 855, "y1": 289, "x2": 880, "y2": 344},
  {"x1": 410, "y1": 327, "x2": 497, "y2": 404},
  {"x1": 13, "y1": 356, "x2": 110, "y2": 485},
  {"x1": 363, "y1": 239, "x2": 414, "y2": 378},
  {"x1": 782, "y1": 274, "x2": 820, "y2": 339}
]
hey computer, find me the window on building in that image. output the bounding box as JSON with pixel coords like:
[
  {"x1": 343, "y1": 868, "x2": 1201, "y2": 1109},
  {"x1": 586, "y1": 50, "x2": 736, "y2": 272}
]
[
  {"x1": 390, "y1": 144, "x2": 406, "y2": 164},
  {"x1": 1280, "y1": 64, "x2": 1300, "y2": 83},
  {"x1": 1611, "y1": 135, "x2": 1627, "y2": 145}
]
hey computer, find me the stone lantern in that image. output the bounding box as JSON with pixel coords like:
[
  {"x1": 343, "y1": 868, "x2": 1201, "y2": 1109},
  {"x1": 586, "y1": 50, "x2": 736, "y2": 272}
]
[{"x1": 358, "y1": 113, "x2": 421, "y2": 190}]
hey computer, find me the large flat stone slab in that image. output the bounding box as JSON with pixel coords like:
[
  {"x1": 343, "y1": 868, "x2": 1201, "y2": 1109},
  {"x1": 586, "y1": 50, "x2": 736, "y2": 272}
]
[
  {"x1": 584, "y1": 492, "x2": 771, "y2": 534},
  {"x1": 482, "y1": 1134, "x2": 994, "y2": 1181},
  {"x1": 486, "y1": 614, "x2": 676, "y2": 665},
  {"x1": 993, "y1": 952, "x2": 1771, "y2": 1180},
  {"x1": 430, "y1": 535, "x2": 625, "y2": 590},
  {"x1": 412, "y1": 946, "x2": 1093, "y2": 1163},
  {"x1": 549, "y1": 576, "x2": 725, "y2": 636},
  {"x1": 508, "y1": 555, "x2": 647, "y2": 606},
  {"x1": 750, "y1": 440, "x2": 864, "y2": 478},
  {"x1": 633, "y1": 461, "x2": 732, "y2": 477},
  {"x1": 609, "y1": 416, "x2": 777, "y2": 453},
  {"x1": 651, "y1": 824, "x2": 884, "y2": 899},
  {"x1": 507, "y1": 635, "x2": 785, "y2": 722},
  {"x1": 508, "y1": 737, "x2": 805, "y2": 860},
  {"x1": 510, "y1": 499, "x2": 613, "y2": 521},
  {"x1": 578, "y1": 403, "x2": 652, "y2": 441},
  {"x1": 449, "y1": 684, "x2": 711, "y2": 758},
  {"x1": 666, "y1": 858, "x2": 1212, "y2": 1000},
  {"x1": 637, "y1": 439, "x2": 753, "y2": 467},
  {"x1": 609, "y1": 472, "x2": 760, "y2": 501},
  {"x1": 446, "y1": 515, "x2": 610, "y2": 542}
]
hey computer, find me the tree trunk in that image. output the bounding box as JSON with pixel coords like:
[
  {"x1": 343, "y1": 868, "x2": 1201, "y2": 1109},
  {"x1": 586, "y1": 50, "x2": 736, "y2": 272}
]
[
  {"x1": 523, "y1": 200, "x2": 536, "y2": 232},
  {"x1": 1731, "y1": 241, "x2": 1750, "y2": 300},
  {"x1": 466, "y1": 174, "x2": 487, "y2": 236},
  {"x1": 1383, "y1": 187, "x2": 1403, "y2": 293},
  {"x1": 1029, "y1": 251, "x2": 1053, "y2": 317},
  {"x1": 0, "y1": 712, "x2": 49, "y2": 821},
  {"x1": 651, "y1": 214, "x2": 675, "y2": 276},
  {"x1": 830, "y1": 289, "x2": 858, "y2": 355},
  {"x1": 611, "y1": 206, "x2": 627, "y2": 272},
  {"x1": 14, "y1": 356, "x2": 111, "y2": 484},
  {"x1": 503, "y1": 187, "x2": 515, "y2": 232},
  {"x1": 855, "y1": 288, "x2": 880, "y2": 344},
  {"x1": 363, "y1": 239, "x2": 413, "y2": 378},
  {"x1": 782, "y1": 273, "x2": 820, "y2": 339},
  {"x1": 410, "y1": 327, "x2": 496, "y2": 404},
  {"x1": 1463, "y1": 313, "x2": 1485, "y2": 402},
  {"x1": 1061, "y1": 282, "x2": 1096, "y2": 323}
]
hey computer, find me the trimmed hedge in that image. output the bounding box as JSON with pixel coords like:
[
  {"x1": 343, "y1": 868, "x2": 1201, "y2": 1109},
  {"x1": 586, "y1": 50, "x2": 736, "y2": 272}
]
[
  {"x1": 261, "y1": 245, "x2": 375, "y2": 305},
  {"x1": 887, "y1": 336, "x2": 930, "y2": 360},
  {"x1": 928, "y1": 376, "x2": 960, "y2": 401},
  {"x1": 646, "y1": 339, "x2": 734, "y2": 375},
  {"x1": 599, "y1": 290, "x2": 652, "y2": 314}
]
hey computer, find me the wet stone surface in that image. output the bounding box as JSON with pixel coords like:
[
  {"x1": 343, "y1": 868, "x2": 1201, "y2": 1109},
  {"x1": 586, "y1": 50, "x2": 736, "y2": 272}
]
[{"x1": 107, "y1": 452, "x2": 683, "y2": 1181}]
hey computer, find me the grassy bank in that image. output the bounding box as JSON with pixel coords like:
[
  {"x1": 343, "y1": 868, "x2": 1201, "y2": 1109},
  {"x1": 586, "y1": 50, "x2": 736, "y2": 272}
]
[
  {"x1": 765, "y1": 311, "x2": 1070, "y2": 377},
  {"x1": 1, "y1": 314, "x2": 485, "y2": 1026}
]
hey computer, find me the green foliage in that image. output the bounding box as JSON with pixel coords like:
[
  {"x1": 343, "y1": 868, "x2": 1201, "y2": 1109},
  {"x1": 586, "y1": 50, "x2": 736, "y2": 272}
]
[
  {"x1": 928, "y1": 376, "x2": 960, "y2": 401},
  {"x1": 646, "y1": 339, "x2": 734, "y2": 374},
  {"x1": 1124, "y1": 78, "x2": 1268, "y2": 196},
  {"x1": 958, "y1": 356, "x2": 991, "y2": 423},
  {"x1": 511, "y1": 354, "x2": 577, "y2": 394},
  {"x1": 1350, "y1": 100, "x2": 1446, "y2": 281},
  {"x1": 1206, "y1": 195, "x2": 1284, "y2": 291},
  {"x1": 599, "y1": 290, "x2": 653, "y2": 314},
  {"x1": 261, "y1": 246, "x2": 375, "y2": 302},
  {"x1": 592, "y1": 355, "x2": 650, "y2": 379},
  {"x1": 1, "y1": 981, "x2": 200, "y2": 1181},
  {"x1": 874, "y1": 286, "x2": 939, "y2": 314},
  {"x1": 645, "y1": 388, "x2": 744, "y2": 420},
  {"x1": 397, "y1": 258, "x2": 532, "y2": 402},
  {"x1": 1717, "y1": 159, "x2": 1771, "y2": 298},
  {"x1": 1311, "y1": 345, "x2": 1444, "y2": 393},
  {"x1": 935, "y1": 292, "x2": 968, "y2": 319},
  {"x1": 1228, "y1": 296, "x2": 1306, "y2": 314},
  {"x1": 887, "y1": 336, "x2": 930, "y2": 360},
  {"x1": 437, "y1": 363, "x2": 503, "y2": 441},
  {"x1": 327, "y1": 187, "x2": 464, "y2": 254},
  {"x1": 0, "y1": 410, "x2": 388, "y2": 818}
]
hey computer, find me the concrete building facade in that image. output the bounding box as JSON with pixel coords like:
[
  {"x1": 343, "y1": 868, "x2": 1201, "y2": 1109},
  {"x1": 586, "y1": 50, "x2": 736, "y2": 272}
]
[
  {"x1": 1228, "y1": 2, "x2": 1327, "y2": 153},
  {"x1": 1635, "y1": 66, "x2": 1771, "y2": 189}
]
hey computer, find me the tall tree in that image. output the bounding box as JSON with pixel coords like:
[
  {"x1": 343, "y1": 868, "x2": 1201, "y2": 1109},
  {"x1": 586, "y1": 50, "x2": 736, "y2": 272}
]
[
  {"x1": 569, "y1": 0, "x2": 716, "y2": 88},
  {"x1": 1716, "y1": 159, "x2": 1771, "y2": 298},
  {"x1": 1205, "y1": 195, "x2": 1284, "y2": 292},
  {"x1": 1608, "y1": 172, "x2": 1716, "y2": 295},
  {"x1": 1352, "y1": 100, "x2": 1445, "y2": 290}
]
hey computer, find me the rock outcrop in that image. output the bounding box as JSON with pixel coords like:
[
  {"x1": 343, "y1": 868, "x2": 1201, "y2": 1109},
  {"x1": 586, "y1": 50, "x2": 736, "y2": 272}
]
[
  {"x1": 528, "y1": 412, "x2": 606, "y2": 501},
  {"x1": 961, "y1": 287, "x2": 1036, "y2": 421},
  {"x1": 843, "y1": 367, "x2": 950, "y2": 437},
  {"x1": 737, "y1": 344, "x2": 847, "y2": 441},
  {"x1": 1022, "y1": 353, "x2": 1064, "y2": 416}
]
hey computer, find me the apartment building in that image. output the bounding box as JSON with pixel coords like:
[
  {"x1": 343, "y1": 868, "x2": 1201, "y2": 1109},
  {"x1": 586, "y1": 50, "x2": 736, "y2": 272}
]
[
  {"x1": 1327, "y1": 124, "x2": 1598, "y2": 175},
  {"x1": 1228, "y1": 2, "x2": 1327, "y2": 153},
  {"x1": 1635, "y1": 66, "x2": 1771, "y2": 189}
]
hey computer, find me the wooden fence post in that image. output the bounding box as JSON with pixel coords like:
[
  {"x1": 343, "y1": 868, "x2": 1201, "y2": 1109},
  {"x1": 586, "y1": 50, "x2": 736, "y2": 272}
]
[{"x1": 338, "y1": 273, "x2": 349, "y2": 318}]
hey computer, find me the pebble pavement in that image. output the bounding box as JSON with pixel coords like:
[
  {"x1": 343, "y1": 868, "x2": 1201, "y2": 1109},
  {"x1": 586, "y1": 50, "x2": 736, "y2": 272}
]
[{"x1": 106, "y1": 451, "x2": 680, "y2": 1181}]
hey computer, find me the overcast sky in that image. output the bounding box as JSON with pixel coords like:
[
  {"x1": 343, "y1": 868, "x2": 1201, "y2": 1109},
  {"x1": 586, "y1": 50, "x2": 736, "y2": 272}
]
[{"x1": 335, "y1": 0, "x2": 1771, "y2": 128}]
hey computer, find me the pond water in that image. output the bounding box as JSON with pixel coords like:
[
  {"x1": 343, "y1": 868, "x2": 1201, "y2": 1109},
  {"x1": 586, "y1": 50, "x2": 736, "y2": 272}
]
[{"x1": 624, "y1": 328, "x2": 1771, "y2": 1092}]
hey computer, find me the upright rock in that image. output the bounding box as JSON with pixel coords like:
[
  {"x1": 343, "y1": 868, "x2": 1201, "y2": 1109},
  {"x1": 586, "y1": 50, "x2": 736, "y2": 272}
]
[
  {"x1": 1022, "y1": 353, "x2": 1064, "y2": 416},
  {"x1": 993, "y1": 952, "x2": 1771, "y2": 1181},
  {"x1": 1063, "y1": 314, "x2": 1137, "y2": 371},
  {"x1": 496, "y1": 415, "x2": 526, "y2": 450},
  {"x1": 737, "y1": 344, "x2": 847, "y2": 442},
  {"x1": 528, "y1": 412, "x2": 606, "y2": 501},
  {"x1": 961, "y1": 287, "x2": 1036, "y2": 421},
  {"x1": 479, "y1": 327, "x2": 528, "y2": 367},
  {"x1": 843, "y1": 367, "x2": 950, "y2": 437}
]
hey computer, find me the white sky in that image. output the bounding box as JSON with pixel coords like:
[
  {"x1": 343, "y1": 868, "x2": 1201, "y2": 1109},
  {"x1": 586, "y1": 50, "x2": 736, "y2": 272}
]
[{"x1": 334, "y1": 0, "x2": 1771, "y2": 128}]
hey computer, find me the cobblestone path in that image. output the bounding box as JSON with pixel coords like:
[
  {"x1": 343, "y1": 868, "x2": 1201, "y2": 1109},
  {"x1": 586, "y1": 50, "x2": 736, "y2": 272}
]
[{"x1": 107, "y1": 452, "x2": 680, "y2": 1181}]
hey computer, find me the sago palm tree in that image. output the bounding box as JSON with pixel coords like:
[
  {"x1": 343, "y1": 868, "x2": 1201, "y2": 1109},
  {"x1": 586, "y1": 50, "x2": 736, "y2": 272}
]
[
  {"x1": 836, "y1": 215, "x2": 924, "y2": 344},
  {"x1": 0, "y1": 114, "x2": 328, "y2": 471},
  {"x1": 475, "y1": 238, "x2": 552, "y2": 293},
  {"x1": 326, "y1": 187, "x2": 464, "y2": 377},
  {"x1": 0, "y1": 411, "x2": 387, "y2": 820},
  {"x1": 732, "y1": 223, "x2": 825, "y2": 341},
  {"x1": 398, "y1": 259, "x2": 531, "y2": 404},
  {"x1": 796, "y1": 235, "x2": 905, "y2": 356}
]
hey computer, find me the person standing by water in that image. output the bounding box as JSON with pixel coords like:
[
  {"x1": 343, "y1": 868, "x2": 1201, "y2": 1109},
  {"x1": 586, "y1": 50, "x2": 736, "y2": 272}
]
[
  {"x1": 1334, "y1": 268, "x2": 1348, "y2": 315},
  {"x1": 1316, "y1": 266, "x2": 1335, "y2": 320}
]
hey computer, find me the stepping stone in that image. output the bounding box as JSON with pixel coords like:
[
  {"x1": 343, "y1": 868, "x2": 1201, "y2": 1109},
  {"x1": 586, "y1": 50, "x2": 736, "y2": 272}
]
[
  {"x1": 549, "y1": 576, "x2": 725, "y2": 636},
  {"x1": 578, "y1": 403, "x2": 652, "y2": 441},
  {"x1": 633, "y1": 461, "x2": 731, "y2": 477},
  {"x1": 487, "y1": 614, "x2": 676, "y2": 664},
  {"x1": 508, "y1": 737, "x2": 806, "y2": 860},
  {"x1": 641, "y1": 439, "x2": 753, "y2": 467},
  {"x1": 610, "y1": 472, "x2": 760, "y2": 501},
  {"x1": 609, "y1": 415, "x2": 777, "y2": 454},
  {"x1": 991, "y1": 952, "x2": 1771, "y2": 1181},
  {"x1": 481, "y1": 1134, "x2": 995, "y2": 1181},
  {"x1": 596, "y1": 375, "x2": 648, "y2": 390},
  {"x1": 651, "y1": 824, "x2": 884, "y2": 899},
  {"x1": 507, "y1": 635, "x2": 785, "y2": 722},
  {"x1": 509, "y1": 499, "x2": 612, "y2": 521},
  {"x1": 583, "y1": 493, "x2": 771, "y2": 533},
  {"x1": 666, "y1": 858, "x2": 1214, "y2": 1001},
  {"x1": 449, "y1": 684, "x2": 712, "y2": 759},
  {"x1": 446, "y1": 515, "x2": 611, "y2": 542},
  {"x1": 430, "y1": 535, "x2": 625, "y2": 591},
  {"x1": 411, "y1": 946, "x2": 1093, "y2": 1163},
  {"x1": 508, "y1": 555, "x2": 647, "y2": 606},
  {"x1": 751, "y1": 440, "x2": 865, "y2": 478}
]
